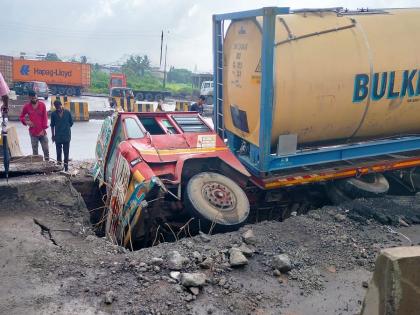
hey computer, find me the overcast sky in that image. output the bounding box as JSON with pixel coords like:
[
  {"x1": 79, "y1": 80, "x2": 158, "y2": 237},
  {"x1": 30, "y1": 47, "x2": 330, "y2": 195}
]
[{"x1": 1, "y1": 0, "x2": 418, "y2": 72}]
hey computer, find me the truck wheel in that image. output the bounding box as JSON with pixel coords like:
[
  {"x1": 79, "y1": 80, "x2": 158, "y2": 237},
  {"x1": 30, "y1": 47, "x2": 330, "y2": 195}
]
[
  {"x1": 185, "y1": 172, "x2": 250, "y2": 229},
  {"x1": 154, "y1": 93, "x2": 163, "y2": 101},
  {"x1": 136, "y1": 92, "x2": 144, "y2": 101},
  {"x1": 66, "y1": 87, "x2": 76, "y2": 96},
  {"x1": 145, "y1": 93, "x2": 154, "y2": 102},
  {"x1": 58, "y1": 86, "x2": 66, "y2": 95},
  {"x1": 327, "y1": 173, "x2": 389, "y2": 204},
  {"x1": 206, "y1": 95, "x2": 213, "y2": 105}
]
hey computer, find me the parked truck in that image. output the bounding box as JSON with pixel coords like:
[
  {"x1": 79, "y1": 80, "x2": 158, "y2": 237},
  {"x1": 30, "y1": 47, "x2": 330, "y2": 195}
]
[
  {"x1": 0, "y1": 57, "x2": 91, "y2": 96},
  {"x1": 95, "y1": 7, "x2": 420, "y2": 247},
  {"x1": 200, "y1": 81, "x2": 213, "y2": 105},
  {"x1": 109, "y1": 72, "x2": 170, "y2": 102}
]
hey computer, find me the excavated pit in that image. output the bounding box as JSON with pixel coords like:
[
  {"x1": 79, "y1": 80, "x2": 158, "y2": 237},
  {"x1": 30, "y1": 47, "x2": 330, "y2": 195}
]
[{"x1": 5, "y1": 165, "x2": 417, "y2": 252}]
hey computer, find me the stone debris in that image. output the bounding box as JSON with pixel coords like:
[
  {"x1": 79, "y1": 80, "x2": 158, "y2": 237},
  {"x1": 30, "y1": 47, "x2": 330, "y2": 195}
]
[
  {"x1": 104, "y1": 291, "x2": 115, "y2": 304},
  {"x1": 189, "y1": 287, "x2": 200, "y2": 295},
  {"x1": 242, "y1": 229, "x2": 257, "y2": 245},
  {"x1": 229, "y1": 248, "x2": 248, "y2": 267},
  {"x1": 151, "y1": 257, "x2": 164, "y2": 266},
  {"x1": 181, "y1": 272, "x2": 207, "y2": 287},
  {"x1": 199, "y1": 231, "x2": 212, "y2": 243},
  {"x1": 167, "y1": 251, "x2": 188, "y2": 270},
  {"x1": 334, "y1": 213, "x2": 346, "y2": 222},
  {"x1": 170, "y1": 271, "x2": 181, "y2": 281},
  {"x1": 199, "y1": 257, "x2": 214, "y2": 269},
  {"x1": 272, "y1": 254, "x2": 292, "y2": 273},
  {"x1": 237, "y1": 243, "x2": 255, "y2": 257},
  {"x1": 192, "y1": 251, "x2": 203, "y2": 262}
]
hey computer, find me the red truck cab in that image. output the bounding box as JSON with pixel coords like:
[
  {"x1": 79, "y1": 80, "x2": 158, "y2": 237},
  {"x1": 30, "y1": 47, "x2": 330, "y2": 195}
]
[
  {"x1": 93, "y1": 112, "x2": 250, "y2": 247},
  {"x1": 109, "y1": 73, "x2": 127, "y2": 88}
]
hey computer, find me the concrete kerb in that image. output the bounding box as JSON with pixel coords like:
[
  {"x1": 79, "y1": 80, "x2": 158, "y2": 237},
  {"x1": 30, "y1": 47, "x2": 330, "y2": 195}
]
[{"x1": 361, "y1": 246, "x2": 420, "y2": 315}]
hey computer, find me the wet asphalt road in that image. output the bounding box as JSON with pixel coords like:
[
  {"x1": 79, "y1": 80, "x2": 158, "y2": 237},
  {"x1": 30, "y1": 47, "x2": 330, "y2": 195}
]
[{"x1": 10, "y1": 120, "x2": 103, "y2": 161}]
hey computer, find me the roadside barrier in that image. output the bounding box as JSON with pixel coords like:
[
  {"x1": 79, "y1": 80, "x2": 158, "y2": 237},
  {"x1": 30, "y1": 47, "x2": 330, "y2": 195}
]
[
  {"x1": 113, "y1": 97, "x2": 136, "y2": 111},
  {"x1": 134, "y1": 102, "x2": 155, "y2": 112},
  {"x1": 175, "y1": 101, "x2": 190, "y2": 112},
  {"x1": 68, "y1": 102, "x2": 89, "y2": 121},
  {"x1": 51, "y1": 95, "x2": 72, "y2": 105}
]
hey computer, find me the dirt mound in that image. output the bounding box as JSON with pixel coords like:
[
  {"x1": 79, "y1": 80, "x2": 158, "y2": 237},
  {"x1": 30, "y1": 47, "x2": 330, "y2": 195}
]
[{"x1": 343, "y1": 195, "x2": 420, "y2": 226}]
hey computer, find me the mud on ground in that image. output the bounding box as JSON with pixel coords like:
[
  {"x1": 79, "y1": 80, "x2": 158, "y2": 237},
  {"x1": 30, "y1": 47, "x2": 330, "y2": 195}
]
[{"x1": 0, "y1": 172, "x2": 419, "y2": 315}]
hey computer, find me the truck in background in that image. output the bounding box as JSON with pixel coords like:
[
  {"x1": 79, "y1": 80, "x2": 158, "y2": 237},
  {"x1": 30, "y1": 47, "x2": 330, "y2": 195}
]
[
  {"x1": 0, "y1": 57, "x2": 91, "y2": 96},
  {"x1": 200, "y1": 80, "x2": 213, "y2": 105},
  {"x1": 109, "y1": 73, "x2": 127, "y2": 88},
  {"x1": 109, "y1": 72, "x2": 170, "y2": 102}
]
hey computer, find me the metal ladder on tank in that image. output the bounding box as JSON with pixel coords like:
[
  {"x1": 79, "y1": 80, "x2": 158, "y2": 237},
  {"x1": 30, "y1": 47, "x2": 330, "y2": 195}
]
[{"x1": 213, "y1": 19, "x2": 225, "y2": 139}]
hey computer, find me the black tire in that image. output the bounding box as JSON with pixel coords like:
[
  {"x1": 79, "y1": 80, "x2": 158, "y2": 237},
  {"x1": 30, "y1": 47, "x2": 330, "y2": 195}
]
[
  {"x1": 66, "y1": 87, "x2": 76, "y2": 96},
  {"x1": 154, "y1": 93, "x2": 163, "y2": 101},
  {"x1": 136, "y1": 92, "x2": 145, "y2": 101},
  {"x1": 58, "y1": 86, "x2": 66, "y2": 95},
  {"x1": 184, "y1": 172, "x2": 250, "y2": 230},
  {"x1": 44, "y1": 96, "x2": 48, "y2": 100},
  {"x1": 327, "y1": 173, "x2": 389, "y2": 204},
  {"x1": 326, "y1": 183, "x2": 352, "y2": 205},
  {"x1": 145, "y1": 93, "x2": 154, "y2": 102},
  {"x1": 206, "y1": 95, "x2": 213, "y2": 105}
]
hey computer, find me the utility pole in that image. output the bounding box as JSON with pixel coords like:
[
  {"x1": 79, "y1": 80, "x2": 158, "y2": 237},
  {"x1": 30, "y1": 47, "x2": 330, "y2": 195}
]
[
  {"x1": 163, "y1": 44, "x2": 167, "y2": 89},
  {"x1": 159, "y1": 30, "x2": 163, "y2": 67}
]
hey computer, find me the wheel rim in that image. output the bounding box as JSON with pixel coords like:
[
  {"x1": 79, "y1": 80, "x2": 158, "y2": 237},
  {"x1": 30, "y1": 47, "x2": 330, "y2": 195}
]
[{"x1": 201, "y1": 181, "x2": 237, "y2": 212}]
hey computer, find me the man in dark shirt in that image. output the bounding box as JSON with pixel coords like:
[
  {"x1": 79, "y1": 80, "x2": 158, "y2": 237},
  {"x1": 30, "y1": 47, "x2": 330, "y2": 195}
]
[
  {"x1": 50, "y1": 100, "x2": 73, "y2": 171},
  {"x1": 189, "y1": 95, "x2": 205, "y2": 115}
]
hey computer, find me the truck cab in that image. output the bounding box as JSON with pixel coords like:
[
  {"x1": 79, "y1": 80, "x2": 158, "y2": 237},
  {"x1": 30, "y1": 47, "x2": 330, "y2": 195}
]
[
  {"x1": 93, "y1": 112, "x2": 250, "y2": 247},
  {"x1": 109, "y1": 73, "x2": 127, "y2": 89},
  {"x1": 200, "y1": 81, "x2": 213, "y2": 105}
]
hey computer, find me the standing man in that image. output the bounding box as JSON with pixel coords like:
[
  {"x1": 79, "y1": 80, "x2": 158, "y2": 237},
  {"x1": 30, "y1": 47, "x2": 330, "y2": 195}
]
[
  {"x1": 189, "y1": 95, "x2": 205, "y2": 115},
  {"x1": 50, "y1": 100, "x2": 73, "y2": 172},
  {"x1": 19, "y1": 90, "x2": 49, "y2": 160}
]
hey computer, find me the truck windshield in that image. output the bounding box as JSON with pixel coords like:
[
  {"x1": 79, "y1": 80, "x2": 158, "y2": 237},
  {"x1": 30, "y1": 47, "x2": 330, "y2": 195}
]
[
  {"x1": 111, "y1": 78, "x2": 123, "y2": 86},
  {"x1": 139, "y1": 117, "x2": 165, "y2": 135},
  {"x1": 125, "y1": 118, "x2": 144, "y2": 138}
]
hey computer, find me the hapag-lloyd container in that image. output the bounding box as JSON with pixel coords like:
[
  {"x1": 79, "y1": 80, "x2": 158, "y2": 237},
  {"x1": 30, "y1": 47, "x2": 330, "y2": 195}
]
[
  {"x1": 223, "y1": 9, "x2": 420, "y2": 146},
  {"x1": 12, "y1": 59, "x2": 91, "y2": 88}
]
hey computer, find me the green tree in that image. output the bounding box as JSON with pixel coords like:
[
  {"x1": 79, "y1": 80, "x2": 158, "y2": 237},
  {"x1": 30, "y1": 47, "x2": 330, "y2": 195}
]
[
  {"x1": 122, "y1": 55, "x2": 151, "y2": 77},
  {"x1": 44, "y1": 53, "x2": 61, "y2": 61},
  {"x1": 167, "y1": 67, "x2": 192, "y2": 84}
]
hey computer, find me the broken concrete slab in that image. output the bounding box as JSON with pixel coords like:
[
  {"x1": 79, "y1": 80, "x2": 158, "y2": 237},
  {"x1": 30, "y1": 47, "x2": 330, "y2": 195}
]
[
  {"x1": 0, "y1": 160, "x2": 62, "y2": 175},
  {"x1": 361, "y1": 246, "x2": 420, "y2": 315}
]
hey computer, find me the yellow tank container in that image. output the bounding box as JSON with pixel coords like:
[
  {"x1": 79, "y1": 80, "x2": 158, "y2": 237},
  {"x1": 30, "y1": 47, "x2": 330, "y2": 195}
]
[{"x1": 223, "y1": 9, "x2": 420, "y2": 147}]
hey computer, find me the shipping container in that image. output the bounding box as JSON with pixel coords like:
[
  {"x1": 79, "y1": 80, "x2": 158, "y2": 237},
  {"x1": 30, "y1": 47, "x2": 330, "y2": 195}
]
[
  {"x1": 12, "y1": 59, "x2": 91, "y2": 96},
  {"x1": 0, "y1": 55, "x2": 13, "y2": 86},
  {"x1": 222, "y1": 8, "x2": 420, "y2": 147}
]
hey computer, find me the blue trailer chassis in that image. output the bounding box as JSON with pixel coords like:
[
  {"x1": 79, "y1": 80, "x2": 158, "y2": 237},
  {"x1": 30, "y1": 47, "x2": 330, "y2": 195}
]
[{"x1": 212, "y1": 7, "x2": 420, "y2": 177}]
